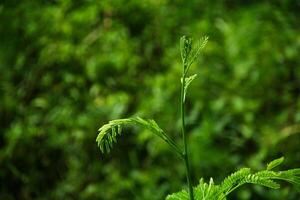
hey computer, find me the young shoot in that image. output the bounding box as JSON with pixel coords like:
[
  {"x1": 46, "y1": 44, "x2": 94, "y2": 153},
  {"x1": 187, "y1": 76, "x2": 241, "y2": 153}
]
[{"x1": 96, "y1": 36, "x2": 300, "y2": 200}]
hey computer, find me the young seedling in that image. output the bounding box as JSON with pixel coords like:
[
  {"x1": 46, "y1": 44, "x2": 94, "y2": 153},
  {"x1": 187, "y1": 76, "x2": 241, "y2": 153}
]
[{"x1": 96, "y1": 36, "x2": 300, "y2": 200}]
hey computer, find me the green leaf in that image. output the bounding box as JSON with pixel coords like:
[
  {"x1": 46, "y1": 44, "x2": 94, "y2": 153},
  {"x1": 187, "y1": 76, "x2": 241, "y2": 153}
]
[
  {"x1": 96, "y1": 117, "x2": 182, "y2": 155},
  {"x1": 220, "y1": 168, "x2": 251, "y2": 194},
  {"x1": 166, "y1": 178, "x2": 225, "y2": 200},
  {"x1": 276, "y1": 169, "x2": 300, "y2": 187},
  {"x1": 180, "y1": 35, "x2": 193, "y2": 66},
  {"x1": 267, "y1": 157, "x2": 285, "y2": 170},
  {"x1": 166, "y1": 189, "x2": 189, "y2": 200},
  {"x1": 180, "y1": 36, "x2": 208, "y2": 74},
  {"x1": 186, "y1": 36, "x2": 208, "y2": 71},
  {"x1": 181, "y1": 74, "x2": 197, "y2": 102},
  {"x1": 166, "y1": 158, "x2": 300, "y2": 200}
]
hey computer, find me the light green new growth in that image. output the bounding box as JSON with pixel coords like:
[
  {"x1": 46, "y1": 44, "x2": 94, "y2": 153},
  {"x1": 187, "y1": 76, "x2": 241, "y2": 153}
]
[
  {"x1": 166, "y1": 157, "x2": 300, "y2": 200},
  {"x1": 180, "y1": 36, "x2": 208, "y2": 75},
  {"x1": 182, "y1": 74, "x2": 197, "y2": 102},
  {"x1": 96, "y1": 36, "x2": 299, "y2": 200},
  {"x1": 96, "y1": 117, "x2": 181, "y2": 155},
  {"x1": 267, "y1": 156, "x2": 285, "y2": 170},
  {"x1": 179, "y1": 35, "x2": 208, "y2": 200}
]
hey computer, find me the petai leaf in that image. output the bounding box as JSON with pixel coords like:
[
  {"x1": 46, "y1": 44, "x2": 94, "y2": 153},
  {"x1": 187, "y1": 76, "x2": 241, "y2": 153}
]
[
  {"x1": 180, "y1": 35, "x2": 208, "y2": 74},
  {"x1": 267, "y1": 157, "x2": 285, "y2": 170},
  {"x1": 96, "y1": 117, "x2": 181, "y2": 155},
  {"x1": 166, "y1": 189, "x2": 189, "y2": 200},
  {"x1": 167, "y1": 158, "x2": 300, "y2": 200},
  {"x1": 181, "y1": 74, "x2": 197, "y2": 102}
]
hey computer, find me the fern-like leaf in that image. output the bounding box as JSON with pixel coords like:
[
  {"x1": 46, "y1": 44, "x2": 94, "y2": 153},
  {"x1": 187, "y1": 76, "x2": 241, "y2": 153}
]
[
  {"x1": 166, "y1": 189, "x2": 189, "y2": 200},
  {"x1": 220, "y1": 168, "x2": 251, "y2": 195},
  {"x1": 97, "y1": 117, "x2": 181, "y2": 155},
  {"x1": 180, "y1": 35, "x2": 208, "y2": 74},
  {"x1": 240, "y1": 174, "x2": 280, "y2": 189},
  {"x1": 272, "y1": 169, "x2": 300, "y2": 187},
  {"x1": 166, "y1": 178, "x2": 225, "y2": 200},
  {"x1": 167, "y1": 158, "x2": 300, "y2": 200},
  {"x1": 187, "y1": 36, "x2": 208, "y2": 71}
]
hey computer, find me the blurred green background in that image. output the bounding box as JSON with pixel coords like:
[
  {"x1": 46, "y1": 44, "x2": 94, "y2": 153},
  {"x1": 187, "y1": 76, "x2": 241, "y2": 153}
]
[{"x1": 1, "y1": 0, "x2": 300, "y2": 199}]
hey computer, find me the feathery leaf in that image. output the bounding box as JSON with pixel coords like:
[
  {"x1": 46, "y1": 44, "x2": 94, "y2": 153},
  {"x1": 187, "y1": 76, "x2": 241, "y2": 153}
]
[
  {"x1": 180, "y1": 35, "x2": 208, "y2": 74},
  {"x1": 167, "y1": 159, "x2": 300, "y2": 200},
  {"x1": 97, "y1": 117, "x2": 182, "y2": 155}
]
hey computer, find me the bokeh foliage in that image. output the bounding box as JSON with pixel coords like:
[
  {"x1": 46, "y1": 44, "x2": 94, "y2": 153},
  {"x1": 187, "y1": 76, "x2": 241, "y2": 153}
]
[{"x1": 1, "y1": 0, "x2": 300, "y2": 199}]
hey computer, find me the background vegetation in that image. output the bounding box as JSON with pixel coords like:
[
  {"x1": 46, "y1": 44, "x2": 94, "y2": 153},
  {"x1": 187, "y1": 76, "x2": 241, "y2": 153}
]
[{"x1": 1, "y1": 0, "x2": 300, "y2": 199}]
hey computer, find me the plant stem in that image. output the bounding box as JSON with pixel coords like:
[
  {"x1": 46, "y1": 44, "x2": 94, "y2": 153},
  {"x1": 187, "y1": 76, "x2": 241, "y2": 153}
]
[
  {"x1": 162, "y1": 133, "x2": 184, "y2": 157},
  {"x1": 180, "y1": 66, "x2": 194, "y2": 200}
]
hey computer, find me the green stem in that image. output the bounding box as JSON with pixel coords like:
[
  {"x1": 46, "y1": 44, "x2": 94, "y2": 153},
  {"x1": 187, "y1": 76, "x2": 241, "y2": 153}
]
[
  {"x1": 160, "y1": 131, "x2": 184, "y2": 157},
  {"x1": 181, "y1": 66, "x2": 194, "y2": 200},
  {"x1": 109, "y1": 118, "x2": 182, "y2": 157}
]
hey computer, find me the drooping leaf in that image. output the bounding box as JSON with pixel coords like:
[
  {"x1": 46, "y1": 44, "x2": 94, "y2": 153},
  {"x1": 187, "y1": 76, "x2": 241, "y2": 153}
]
[{"x1": 96, "y1": 117, "x2": 181, "y2": 155}]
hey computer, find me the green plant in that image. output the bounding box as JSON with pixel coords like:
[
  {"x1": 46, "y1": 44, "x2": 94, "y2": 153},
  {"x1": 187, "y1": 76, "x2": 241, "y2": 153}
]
[
  {"x1": 96, "y1": 36, "x2": 300, "y2": 200},
  {"x1": 166, "y1": 157, "x2": 300, "y2": 200}
]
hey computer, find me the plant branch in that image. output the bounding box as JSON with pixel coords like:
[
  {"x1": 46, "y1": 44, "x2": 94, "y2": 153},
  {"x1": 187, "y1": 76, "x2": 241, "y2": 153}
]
[
  {"x1": 181, "y1": 64, "x2": 194, "y2": 200},
  {"x1": 97, "y1": 117, "x2": 182, "y2": 157}
]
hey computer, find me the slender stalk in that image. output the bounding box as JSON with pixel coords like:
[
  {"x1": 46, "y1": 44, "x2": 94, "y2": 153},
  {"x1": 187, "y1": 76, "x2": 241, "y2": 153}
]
[
  {"x1": 180, "y1": 65, "x2": 194, "y2": 200},
  {"x1": 160, "y1": 131, "x2": 184, "y2": 157}
]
